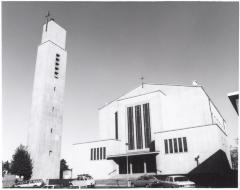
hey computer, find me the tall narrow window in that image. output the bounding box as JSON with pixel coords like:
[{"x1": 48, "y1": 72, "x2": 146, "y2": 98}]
[
  {"x1": 94, "y1": 148, "x2": 96, "y2": 160},
  {"x1": 143, "y1": 103, "x2": 151, "y2": 148},
  {"x1": 173, "y1": 138, "x2": 178, "y2": 153},
  {"x1": 49, "y1": 150, "x2": 52, "y2": 156},
  {"x1": 90, "y1": 149, "x2": 93, "y2": 160},
  {"x1": 56, "y1": 53, "x2": 60, "y2": 57},
  {"x1": 127, "y1": 107, "x2": 135, "y2": 150},
  {"x1": 54, "y1": 87, "x2": 56, "y2": 91},
  {"x1": 169, "y1": 139, "x2": 173, "y2": 153},
  {"x1": 52, "y1": 107, "x2": 54, "y2": 112},
  {"x1": 100, "y1": 148, "x2": 102, "y2": 160},
  {"x1": 115, "y1": 112, "x2": 118, "y2": 140},
  {"x1": 183, "y1": 137, "x2": 188, "y2": 152},
  {"x1": 50, "y1": 128, "x2": 53, "y2": 133},
  {"x1": 164, "y1": 139, "x2": 168, "y2": 154},
  {"x1": 178, "y1": 138, "x2": 183, "y2": 152},
  {"x1": 97, "y1": 148, "x2": 99, "y2": 160},
  {"x1": 103, "y1": 147, "x2": 106, "y2": 159},
  {"x1": 56, "y1": 58, "x2": 60, "y2": 62},
  {"x1": 135, "y1": 105, "x2": 143, "y2": 149}
]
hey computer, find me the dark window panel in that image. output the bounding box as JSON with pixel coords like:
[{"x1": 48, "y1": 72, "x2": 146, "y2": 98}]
[
  {"x1": 97, "y1": 148, "x2": 99, "y2": 160},
  {"x1": 178, "y1": 138, "x2": 183, "y2": 152},
  {"x1": 115, "y1": 112, "x2": 118, "y2": 140},
  {"x1": 55, "y1": 72, "x2": 59, "y2": 75},
  {"x1": 56, "y1": 58, "x2": 60, "y2": 62},
  {"x1": 173, "y1": 138, "x2": 178, "y2": 153},
  {"x1": 135, "y1": 105, "x2": 143, "y2": 149},
  {"x1": 127, "y1": 107, "x2": 135, "y2": 150},
  {"x1": 55, "y1": 67, "x2": 59, "y2": 70},
  {"x1": 55, "y1": 62, "x2": 59, "y2": 66},
  {"x1": 143, "y1": 103, "x2": 151, "y2": 148},
  {"x1": 90, "y1": 149, "x2": 93, "y2": 160},
  {"x1": 56, "y1": 54, "x2": 60, "y2": 57},
  {"x1": 103, "y1": 147, "x2": 106, "y2": 159},
  {"x1": 183, "y1": 137, "x2": 188, "y2": 152},
  {"x1": 164, "y1": 139, "x2": 168, "y2": 154},
  {"x1": 100, "y1": 148, "x2": 102, "y2": 160},
  {"x1": 169, "y1": 139, "x2": 173, "y2": 153},
  {"x1": 94, "y1": 148, "x2": 96, "y2": 160}
]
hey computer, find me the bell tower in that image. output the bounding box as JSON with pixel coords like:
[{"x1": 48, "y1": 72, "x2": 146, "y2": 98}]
[{"x1": 27, "y1": 16, "x2": 67, "y2": 180}]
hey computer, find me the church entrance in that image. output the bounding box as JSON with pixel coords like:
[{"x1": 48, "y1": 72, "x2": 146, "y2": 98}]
[{"x1": 117, "y1": 154, "x2": 157, "y2": 174}]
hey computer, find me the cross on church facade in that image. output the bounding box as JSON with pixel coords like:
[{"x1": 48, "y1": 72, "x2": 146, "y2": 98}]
[{"x1": 140, "y1": 76, "x2": 144, "y2": 88}]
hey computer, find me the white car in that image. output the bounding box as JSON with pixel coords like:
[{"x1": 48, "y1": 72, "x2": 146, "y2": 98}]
[
  {"x1": 71, "y1": 174, "x2": 95, "y2": 188},
  {"x1": 162, "y1": 175, "x2": 196, "y2": 188},
  {"x1": 14, "y1": 179, "x2": 44, "y2": 188}
]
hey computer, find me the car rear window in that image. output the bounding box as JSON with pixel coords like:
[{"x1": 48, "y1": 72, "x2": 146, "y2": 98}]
[{"x1": 174, "y1": 177, "x2": 188, "y2": 181}]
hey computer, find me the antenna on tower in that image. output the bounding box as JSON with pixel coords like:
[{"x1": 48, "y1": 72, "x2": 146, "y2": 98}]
[{"x1": 45, "y1": 11, "x2": 55, "y2": 31}]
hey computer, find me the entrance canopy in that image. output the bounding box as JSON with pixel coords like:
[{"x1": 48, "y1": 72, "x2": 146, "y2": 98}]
[{"x1": 107, "y1": 151, "x2": 159, "y2": 159}]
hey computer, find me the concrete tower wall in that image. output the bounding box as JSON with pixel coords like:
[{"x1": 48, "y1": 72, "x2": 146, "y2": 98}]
[{"x1": 28, "y1": 21, "x2": 67, "y2": 180}]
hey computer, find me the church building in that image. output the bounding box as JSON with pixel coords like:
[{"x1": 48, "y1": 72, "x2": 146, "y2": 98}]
[{"x1": 72, "y1": 83, "x2": 231, "y2": 179}]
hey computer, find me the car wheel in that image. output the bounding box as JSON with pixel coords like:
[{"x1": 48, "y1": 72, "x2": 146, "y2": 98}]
[{"x1": 146, "y1": 184, "x2": 151, "y2": 188}]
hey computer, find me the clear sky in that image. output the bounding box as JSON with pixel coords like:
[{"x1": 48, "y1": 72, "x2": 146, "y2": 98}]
[{"x1": 2, "y1": 2, "x2": 238, "y2": 168}]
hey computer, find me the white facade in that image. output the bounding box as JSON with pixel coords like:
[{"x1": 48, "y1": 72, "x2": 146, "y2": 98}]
[
  {"x1": 72, "y1": 84, "x2": 231, "y2": 179},
  {"x1": 28, "y1": 20, "x2": 67, "y2": 180}
]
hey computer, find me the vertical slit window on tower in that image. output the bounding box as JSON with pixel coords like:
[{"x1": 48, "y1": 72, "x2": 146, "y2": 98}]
[
  {"x1": 169, "y1": 139, "x2": 173, "y2": 153},
  {"x1": 54, "y1": 87, "x2": 56, "y2": 92},
  {"x1": 56, "y1": 58, "x2": 60, "y2": 62},
  {"x1": 164, "y1": 139, "x2": 168, "y2": 154},
  {"x1": 50, "y1": 128, "x2": 53, "y2": 133},
  {"x1": 55, "y1": 67, "x2": 59, "y2": 70},
  {"x1": 183, "y1": 137, "x2": 188, "y2": 152},
  {"x1": 49, "y1": 150, "x2": 52, "y2": 156},
  {"x1": 56, "y1": 53, "x2": 60, "y2": 57},
  {"x1": 55, "y1": 62, "x2": 59, "y2": 66},
  {"x1": 55, "y1": 72, "x2": 59, "y2": 75},
  {"x1": 52, "y1": 107, "x2": 54, "y2": 112}
]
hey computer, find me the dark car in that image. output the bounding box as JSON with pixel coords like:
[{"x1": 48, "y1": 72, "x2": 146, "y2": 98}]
[{"x1": 130, "y1": 175, "x2": 162, "y2": 188}]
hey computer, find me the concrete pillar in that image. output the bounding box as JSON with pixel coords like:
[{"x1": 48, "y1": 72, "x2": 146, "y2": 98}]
[
  {"x1": 130, "y1": 162, "x2": 133, "y2": 174},
  {"x1": 144, "y1": 161, "x2": 147, "y2": 174}
]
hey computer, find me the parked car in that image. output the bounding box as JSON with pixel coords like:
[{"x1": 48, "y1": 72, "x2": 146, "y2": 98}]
[
  {"x1": 70, "y1": 174, "x2": 95, "y2": 188},
  {"x1": 14, "y1": 179, "x2": 44, "y2": 188},
  {"x1": 160, "y1": 175, "x2": 196, "y2": 188},
  {"x1": 130, "y1": 174, "x2": 162, "y2": 188}
]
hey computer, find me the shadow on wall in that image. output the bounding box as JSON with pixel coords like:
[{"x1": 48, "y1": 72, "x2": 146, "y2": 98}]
[{"x1": 188, "y1": 149, "x2": 238, "y2": 187}]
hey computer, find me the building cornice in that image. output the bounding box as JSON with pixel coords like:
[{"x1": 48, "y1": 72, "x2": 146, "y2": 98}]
[{"x1": 154, "y1": 123, "x2": 227, "y2": 136}]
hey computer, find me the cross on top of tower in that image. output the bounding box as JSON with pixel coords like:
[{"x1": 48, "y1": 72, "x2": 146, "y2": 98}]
[{"x1": 140, "y1": 76, "x2": 144, "y2": 88}]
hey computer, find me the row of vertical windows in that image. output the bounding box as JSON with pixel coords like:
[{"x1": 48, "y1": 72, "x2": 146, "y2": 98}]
[
  {"x1": 90, "y1": 147, "x2": 106, "y2": 160},
  {"x1": 54, "y1": 53, "x2": 60, "y2": 79},
  {"x1": 127, "y1": 103, "x2": 151, "y2": 150},
  {"x1": 164, "y1": 137, "x2": 188, "y2": 154}
]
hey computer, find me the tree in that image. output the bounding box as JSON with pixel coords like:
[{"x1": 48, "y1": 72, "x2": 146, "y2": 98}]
[
  {"x1": 2, "y1": 161, "x2": 10, "y2": 177},
  {"x1": 60, "y1": 159, "x2": 69, "y2": 179},
  {"x1": 10, "y1": 145, "x2": 33, "y2": 180}
]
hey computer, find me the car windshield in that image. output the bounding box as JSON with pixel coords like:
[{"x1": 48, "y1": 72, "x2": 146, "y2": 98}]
[{"x1": 174, "y1": 177, "x2": 189, "y2": 181}]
